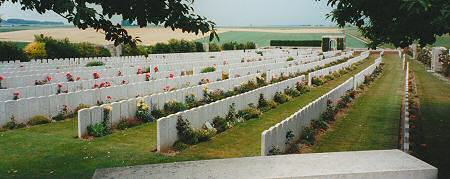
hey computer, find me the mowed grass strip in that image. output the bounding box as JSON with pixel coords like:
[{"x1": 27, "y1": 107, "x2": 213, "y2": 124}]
[
  {"x1": 411, "y1": 60, "x2": 450, "y2": 178},
  {"x1": 178, "y1": 55, "x2": 378, "y2": 158},
  {"x1": 308, "y1": 53, "x2": 403, "y2": 153},
  {"x1": 0, "y1": 54, "x2": 376, "y2": 178}
]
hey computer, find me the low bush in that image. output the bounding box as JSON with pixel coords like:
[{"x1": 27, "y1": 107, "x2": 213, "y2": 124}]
[
  {"x1": 311, "y1": 77, "x2": 325, "y2": 86},
  {"x1": 87, "y1": 123, "x2": 110, "y2": 137},
  {"x1": 270, "y1": 40, "x2": 322, "y2": 47},
  {"x1": 201, "y1": 66, "x2": 216, "y2": 73},
  {"x1": 185, "y1": 94, "x2": 202, "y2": 109},
  {"x1": 209, "y1": 43, "x2": 221, "y2": 52},
  {"x1": 257, "y1": 94, "x2": 270, "y2": 111},
  {"x1": 225, "y1": 103, "x2": 238, "y2": 123},
  {"x1": 213, "y1": 116, "x2": 229, "y2": 133},
  {"x1": 24, "y1": 42, "x2": 47, "y2": 59},
  {"x1": 176, "y1": 116, "x2": 198, "y2": 145},
  {"x1": 273, "y1": 92, "x2": 290, "y2": 104},
  {"x1": 196, "y1": 128, "x2": 216, "y2": 142},
  {"x1": 286, "y1": 57, "x2": 294, "y2": 61},
  {"x1": 85, "y1": 61, "x2": 105, "y2": 67},
  {"x1": 238, "y1": 107, "x2": 262, "y2": 120},
  {"x1": 296, "y1": 82, "x2": 310, "y2": 94},
  {"x1": 52, "y1": 113, "x2": 65, "y2": 121},
  {"x1": 3, "y1": 117, "x2": 26, "y2": 130},
  {"x1": 136, "y1": 101, "x2": 153, "y2": 122},
  {"x1": 312, "y1": 119, "x2": 328, "y2": 130},
  {"x1": 28, "y1": 115, "x2": 51, "y2": 126},
  {"x1": 116, "y1": 118, "x2": 143, "y2": 130},
  {"x1": 163, "y1": 101, "x2": 187, "y2": 114},
  {"x1": 151, "y1": 109, "x2": 168, "y2": 119},
  {"x1": 300, "y1": 127, "x2": 316, "y2": 145},
  {"x1": 235, "y1": 80, "x2": 258, "y2": 93},
  {"x1": 321, "y1": 100, "x2": 336, "y2": 122},
  {"x1": 173, "y1": 141, "x2": 189, "y2": 151},
  {"x1": 284, "y1": 87, "x2": 301, "y2": 97}
]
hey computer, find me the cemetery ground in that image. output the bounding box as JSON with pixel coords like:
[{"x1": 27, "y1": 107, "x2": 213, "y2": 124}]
[
  {"x1": 307, "y1": 53, "x2": 403, "y2": 152},
  {"x1": 0, "y1": 53, "x2": 377, "y2": 178},
  {"x1": 410, "y1": 59, "x2": 450, "y2": 178}
]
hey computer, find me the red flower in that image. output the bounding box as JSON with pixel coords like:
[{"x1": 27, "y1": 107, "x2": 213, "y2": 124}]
[
  {"x1": 93, "y1": 84, "x2": 99, "y2": 89},
  {"x1": 169, "y1": 73, "x2": 174, "y2": 79},
  {"x1": 107, "y1": 96, "x2": 112, "y2": 100},
  {"x1": 99, "y1": 82, "x2": 106, "y2": 88},
  {"x1": 154, "y1": 66, "x2": 159, "y2": 72},
  {"x1": 93, "y1": 72, "x2": 101, "y2": 79},
  {"x1": 66, "y1": 73, "x2": 72, "y2": 78},
  {"x1": 137, "y1": 68, "x2": 143, "y2": 74},
  {"x1": 118, "y1": 71, "x2": 123, "y2": 76},
  {"x1": 47, "y1": 76, "x2": 53, "y2": 82},
  {"x1": 76, "y1": 77, "x2": 81, "y2": 81},
  {"x1": 13, "y1": 92, "x2": 20, "y2": 96},
  {"x1": 105, "y1": 82, "x2": 111, "y2": 87},
  {"x1": 146, "y1": 73, "x2": 151, "y2": 78},
  {"x1": 57, "y1": 84, "x2": 63, "y2": 88},
  {"x1": 0, "y1": 75, "x2": 4, "y2": 81}
]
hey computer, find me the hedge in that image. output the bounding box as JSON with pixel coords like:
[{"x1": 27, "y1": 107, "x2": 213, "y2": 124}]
[
  {"x1": 270, "y1": 40, "x2": 322, "y2": 47},
  {"x1": 0, "y1": 41, "x2": 28, "y2": 62}
]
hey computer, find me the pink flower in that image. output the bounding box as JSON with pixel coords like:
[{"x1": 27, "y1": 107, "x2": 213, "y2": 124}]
[
  {"x1": 99, "y1": 82, "x2": 106, "y2": 88},
  {"x1": 13, "y1": 92, "x2": 20, "y2": 96},
  {"x1": 0, "y1": 75, "x2": 4, "y2": 81},
  {"x1": 137, "y1": 68, "x2": 143, "y2": 74},
  {"x1": 107, "y1": 96, "x2": 112, "y2": 100},
  {"x1": 66, "y1": 73, "x2": 72, "y2": 78},
  {"x1": 146, "y1": 73, "x2": 151, "y2": 78},
  {"x1": 93, "y1": 84, "x2": 99, "y2": 89},
  {"x1": 169, "y1": 73, "x2": 174, "y2": 79},
  {"x1": 76, "y1": 77, "x2": 81, "y2": 81},
  {"x1": 105, "y1": 82, "x2": 111, "y2": 87},
  {"x1": 57, "y1": 84, "x2": 63, "y2": 88},
  {"x1": 154, "y1": 66, "x2": 159, "y2": 72},
  {"x1": 118, "y1": 71, "x2": 123, "y2": 76}
]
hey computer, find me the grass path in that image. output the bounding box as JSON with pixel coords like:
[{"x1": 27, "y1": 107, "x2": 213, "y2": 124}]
[
  {"x1": 0, "y1": 55, "x2": 376, "y2": 178},
  {"x1": 308, "y1": 53, "x2": 403, "y2": 152},
  {"x1": 411, "y1": 60, "x2": 450, "y2": 178},
  {"x1": 178, "y1": 55, "x2": 377, "y2": 158}
]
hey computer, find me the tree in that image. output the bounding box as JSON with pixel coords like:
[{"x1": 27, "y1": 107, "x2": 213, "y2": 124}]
[
  {"x1": 318, "y1": 0, "x2": 450, "y2": 48},
  {"x1": 0, "y1": 0, "x2": 218, "y2": 46}
]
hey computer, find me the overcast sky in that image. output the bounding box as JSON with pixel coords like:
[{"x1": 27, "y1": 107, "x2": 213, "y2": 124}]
[{"x1": 0, "y1": 0, "x2": 334, "y2": 26}]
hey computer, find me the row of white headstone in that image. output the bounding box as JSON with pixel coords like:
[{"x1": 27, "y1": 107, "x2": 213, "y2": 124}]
[
  {"x1": 260, "y1": 54, "x2": 383, "y2": 155},
  {"x1": 307, "y1": 51, "x2": 370, "y2": 86},
  {"x1": 0, "y1": 50, "x2": 327, "y2": 100},
  {"x1": 157, "y1": 75, "x2": 306, "y2": 151},
  {"x1": 402, "y1": 61, "x2": 410, "y2": 152},
  {"x1": 77, "y1": 74, "x2": 260, "y2": 137},
  {"x1": 77, "y1": 52, "x2": 343, "y2": 137}
]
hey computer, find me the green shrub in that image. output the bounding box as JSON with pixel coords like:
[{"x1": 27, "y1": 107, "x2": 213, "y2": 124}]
[
  {"x1": 209, "y1": 43, "x2": 221, "y2": 52},
  {"x1": 286, "y1": 57, "x2": 294, "y2": 61},
  {"x1": 270, "y1": 40, "x2": 322, "y2": 47},
  {"x1": 322, "y1": 37, "x2": 330, "y2": 52},
  {"x1": 164, "y1": 101, "x2": 187, "y2": 114},
  {"x1": 201, "y1": 66, "x2": 216, "y2": 73},
  {"x1": 122, "y1": 44, "x2": 149, "y2": 56},
  {"x1": 196, "y1": 128, "x2": 216, "y2": 142},
  {"x1": 152, "y1": 109, "x2": 168, "y2": 119},
  {"x1": 213, "y1": 116, "x2": 229, "y2": 133},
  {"x1": 35, "y1": 34, "x2": 81, "y2": 59},
  {"x1": 222, "y1": 41, "x2": 238, "y2": 50},
  {"x1": 173, "y1": 141, "x2": 188, "y2": 151},
  {"x1": 268, "y1": 146, "x2": 282, "y2": 155},
  {"x1": 176, "y1": 116, "x2": 198, "y2": 145},
  {"x1": 136, "y1": 101, "x2": 153, "y2": 122},
  {"x1": 152, "y1": 42, "x2": 171, "y2": 54},
  {"x1": 87, "y1": 123, "x2": 110, "y2": 137},
  {"x1": 238, "y1": 108, "x2": 262, "y2": 121},
  {"x1": 267, "y1": 100, "x2": 278, "y2": 109},
  {"x1": 116, "y1": 118, "x2": 143, "y2": 130},
  {"x1": 300, "y1": 127, "x2": 316, "y2": 145},
  {"x1": 85, "y1": 61, "x2": 105, "y2": 67},
  {"x1": 185, "y1": 94, "x2": 201, "y2": 109},
  {"x1": 225, "y1": 103, "x2": 238, "y2": 123},
  {"x1": 28, "y1": 115, "x2": 51, "y2": 126},
  {"x1": 3, "y1": 117, "x2": 26, "y2": 130},
  {"x1": 312, "y1": 119, "x2": 328, "y2": 130},
  {"x1": 311, "y1": 77, "x2": 325, "y2": 86},
  {"x1": 76, "y1": 42, "x2": 111, "y2": 57},
  {"x1": 244, "y1": 42, "x2": 256, "y2": 49},
  {"x1": 296, "y1": 82, "x2": 310, "y2": 94},
  {"x1": 273, "y1": 92, "x2": 290, "y2": 104},
  {"x1": 0, "y1": 41, "x2": 28, "y2": 62},
  {"x1": 321, "y1": 100, "x2": 336, "y2": 122},
  {"x1": 235, "y1": 80, "x2": 258, "y2": 93},
  {"x1": 195, "y1": 42, "x2": 205, "y2": 52},
  {"x1": 284, "y1": 88, "x2": 301, "y2": 97},
  {"x1": 52, "y1": 113, "x2": 65, "y2": 121},
  {"x1": 258, "y1": 94, "x2": 270, "y2": 111}
]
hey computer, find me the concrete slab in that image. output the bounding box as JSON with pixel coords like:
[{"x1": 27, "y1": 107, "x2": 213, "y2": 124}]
[{"x1": 93, "y1": 150, "x2": 437, "y2": 179}]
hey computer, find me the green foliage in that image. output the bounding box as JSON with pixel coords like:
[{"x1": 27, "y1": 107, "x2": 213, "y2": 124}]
[
  {"x1": 221, "y1": 41, "x2": 256, "y2": 50},
  {"x1": 85, "y1": 61, "x2": 105, "y2": 67},
  {"x1": 87, "y1": 123, "x2": 110, "y2": 137},
  {"x1": 244, "y1": 42, "x2": 256, "y2": 49},
  {"x1": 196, "y1": 128, "x2": 216, "y2": 142},
  {"x1": 235, "y1": 80, "x2": 258, "y2": 93},
  {"x1": 273, "y1": 92, "x2": 290, "y2": 104},
  {"x1": 185, "y1": 94, "x2": 201, "y2": 109},
  {"x1": 116, "y1": 118, "x2": 143, "y2": 130},
  {"x1": 270, "y1": 40, "x2": 322, "y2": 47},
  {"x1": 312, "y1": 119, "x2": 329, "y2": 130},
  {"x1": 284, "y1": 87, "x2": 301, "y2": 97},
  {"x1": 286, "y1": 57, "x2": 294, "y2": 61},
  {"x1": 311, "y1": 77, "x2": 325, "y2": 86},
  {"x1": 321, "y1": 100, "x2": 336, "y2": 122},
  {"x1": 28, "y1": 115, "x2": 51, "y2": 126},
  {"x1": 0, "y1": 41, "x2": 28, "y2": 62},
  {"x1": 257, "y1": 94, "x2": 270, "y2": 111},
  {"x1": 173, "y1": 141, "x2": 188, "y2": 151},
  {"x1": 300, "y1": 127, "x2": 316, "y2": 145},
  {"x1": 296, "y1": 82, "x2": 310, "y2": 94},
  {"x1": 52, "y1": 113, "x2": 65, "y2": 122},
  {"x1": 268, "y1": 146, "x2": 282, "y2": 155},
  {"x1": 136, "y1": 101, "x2": 153, "y2": 122},
  {"x1": 225, "y1": 103, "x2": 238, "y2": 123},
  {"x1": 222, "y1": 41, "x2": 237, "y2": 50},
  {"x1": 322, "y1": 37, "x2": 330, "y2": 52},
  {"x1": 200, "y1": 66, "x2": 216, "y2": 73},
  {"x1": 337, "y1": 38, "x2": 345, "y2": 50},
  {"x1": 163, "y1": 101, "x2": 187, "y2": 115},
  {"x1": 76, "y1": 42, "x2": 111, "y2": 57},
  {"x1": 238, "y1": 107, "x2": 262, "y2": 121},
  {"x1": 3, "y1": 117, "x2": 26, "y2": 130},
  {"x1": 122, "y1": 44, "x2": 149, "y2": 56},
  {"x1": 35, "y1": 34, "x2": 80, "y2": 59},
  {"x1": 176, "y1": 116, "x2": 198, "y2": 145},
  {"x1": 213, "y1": 116, "x2": 229, "y2": 133},
  {"x1": 209, "y1": 43, "x2": 221, "y2": 52}
]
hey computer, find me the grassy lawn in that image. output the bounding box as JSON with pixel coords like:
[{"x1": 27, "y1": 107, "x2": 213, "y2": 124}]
[
  {"x1": 196, "y1": 31, "x2": 367, "y2": 48},
  {"x1": 0, "y1": 54, "x2": 376, "y2": 178},
  {"x1": 411, "y1": 60, "x2": 450, "y2": 178},
  {"x1": 177, "y1": 55, "x2": 378, "y2": 158},
  {"x1": 309, "y1": 53, "x2": 403, "y2": 152}
]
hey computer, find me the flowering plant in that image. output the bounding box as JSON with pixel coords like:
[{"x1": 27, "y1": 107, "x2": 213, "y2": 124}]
[
  {"x1": 93, "y1": 72, "x2": 101, "y2": 79},
  {"x1": 47, "y1": 75, "x2": 53, "y2": 82},
  {"x1": 76, "y1": 77, "x2": 81, "y2": 81},
  {"x1": 164, "y1": 85, "x2": 171, "y2": 92},
  {"x1": 137, "y1": 68, "x2": 144, "y2": 74},
  {"x1": 118, "y1": 71, "x2": 123, "y2": 76},
  {"x1": 154, "y1": 66, "x2": 159, "y2": 72},
  {"x1": 66, "y1": 73, "x2": 74, "y2": 82},
  {"x1": 145, "y1": 73, "x2": 151, "y2": 81},
  {"x1": 169, "y1": 73, "x2": 174, "y2": 79},
  {"x1": 0, "y1": 75, "x2": 4, "y2": 89},
  {"x1": 13, "y1": 92, "x2": 20, "y2": 100}
]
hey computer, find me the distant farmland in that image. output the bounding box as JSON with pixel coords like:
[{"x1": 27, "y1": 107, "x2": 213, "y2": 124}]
[{"x1": 196, "y1": 31, "x2": 368, "y2": 48}]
